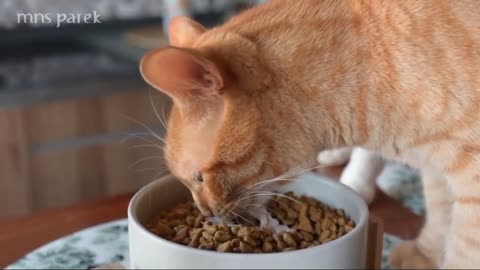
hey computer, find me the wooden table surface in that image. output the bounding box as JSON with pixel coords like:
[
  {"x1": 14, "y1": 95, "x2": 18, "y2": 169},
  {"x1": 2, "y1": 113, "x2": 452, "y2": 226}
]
[{"x1": 0, "y1": 167, "x2": 424, "y2": 268}]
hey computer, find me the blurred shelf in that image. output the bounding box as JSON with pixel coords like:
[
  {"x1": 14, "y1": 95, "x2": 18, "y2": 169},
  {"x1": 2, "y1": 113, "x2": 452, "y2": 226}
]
[{"x1": 0, "y1": 75, "x2": 147, "y2": 109}]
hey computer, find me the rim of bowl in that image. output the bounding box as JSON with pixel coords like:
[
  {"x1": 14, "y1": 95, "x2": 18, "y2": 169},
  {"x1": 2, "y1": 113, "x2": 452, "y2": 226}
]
[{"x1": 128, "y1": 172, "x2": 369, "y2": 258}]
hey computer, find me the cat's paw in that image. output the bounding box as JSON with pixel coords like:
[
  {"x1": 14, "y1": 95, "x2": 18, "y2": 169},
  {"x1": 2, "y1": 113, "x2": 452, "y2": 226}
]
[
  {"x1": 340, "y1": 175, "x2": 376, "y2": 204},
  {"x1": 317, "y1": 148, "x2": 352, "y2": 166},
  {"x1": 390, "y1": 241, "x2": 437, "y2": 269}
]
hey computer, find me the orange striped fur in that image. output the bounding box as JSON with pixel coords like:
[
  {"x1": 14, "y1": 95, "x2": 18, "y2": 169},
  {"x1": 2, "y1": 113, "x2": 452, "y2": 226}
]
[{"x1": 140, "y1": 1, "x2": 480, "y2": 268}]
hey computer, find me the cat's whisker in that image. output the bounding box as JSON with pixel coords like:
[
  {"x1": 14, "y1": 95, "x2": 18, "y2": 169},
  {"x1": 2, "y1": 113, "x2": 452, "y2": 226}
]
[
  {"x1": 124, "y1": 134, "x2": 175, "y2": 157},
  {"x1": 130, "y1": 144, "x2": 164, "y2": 150},
  {"x1": 233, "y1": 164, "x2": 312, "y2": 198},
  {"x1": 232, "y1": 167, "x2": 303, "y2": 197},
  {"x1": 149, "y1": 168, "x2": 169, "y2": 181},
  {"x1": 120, "y1": 114, "x2": 166, "y2": 144},
  {"x1": 128, "y1": 155, "x2": 165, "y2": 169},
  {"x1": 148, "y1": 89, "x2": 168, "y2": 129},
  {"x1": 122, "y1": 133, "x2": 163, "y2": 147},
  {"x1": 120, "y1": 132, "x2": 154, "y2": 144},
  {"x1": 240, "y1": 203, "x2": 283, "y2": 216},
  {"x1": 235, "y1": 162, "x2": 331, "y2": 199},
  {"x1": 234, "y1": 191, "x2": 303, "y2": 206},
  {"x1": 228, "y1": 210, "x2": 256, "y2": 226},
  {"x1": 134, "y1": 168, "x2": 157, "y2": 173},
  {"x1": 232, "y1": 178, "x2": 296, "y2": 203}
]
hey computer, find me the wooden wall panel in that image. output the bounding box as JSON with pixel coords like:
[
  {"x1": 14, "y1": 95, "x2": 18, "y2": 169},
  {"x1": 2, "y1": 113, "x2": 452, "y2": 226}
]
[
  {"x1": 102, "y1": 138, "x2": 166, "y2": 196},
  {"x1": 23, "y1": 99, "x2": 78, "y2": 146},
  {"x1": 76, "y1": 146, "x2": 107, "y2": 200},
  {"x1": 74, "y1": 98, "x2": 105, "y2": 138},
  {"x1": 100, "y1": 90, "x2": 171, "y2": 132},
  {"x1": 0, "y1": 89, "x2": 172, "y2": 218},
  {"x1": 31, "y1": 150, "x2": 77, "y2": 211},
  {"x1": 0, "y1": 109, "x2": 31, "y2": 217}
]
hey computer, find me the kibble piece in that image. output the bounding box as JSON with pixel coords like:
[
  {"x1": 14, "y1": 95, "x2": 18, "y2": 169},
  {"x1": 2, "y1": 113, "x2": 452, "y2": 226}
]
[
  {"x1": 300, "y1": 241, "x2": 310, "y2": 249},
  {"x1": 287, "y1": 218, "x2": 299, "y2": 226},
  {"x1": 243, "y1": 235, "x2": 257, "y2": 247},
  {"x1": 273, "y1": 234, "x2": 287, "y2": 251},
  {"x1": 213, "y1": 230, "x2": 232, "y2": 243},
  {"x1": 337, "y1": 217, "x2": 346, "y2": 226},
  {"x1": 314, "y1": 221, "x2": 322, "y2": 236},
  {"x1": 217, "y1": 240, "x2": 232, "y2": 252},
  {"x1": 297, "y1": 217, "x2": 314, "y2": 233},
  {"x1": 152, "y1": 223, "x2": 173, "y2": 237},
  {"x1": 296, "y1": 204, "x2": 314, "y2": 233},
  {"x1": 231, "y1": 238, "x2": 241, "y2": 247},
  {"x1": 283, "y1": 247, "x2": 296, "y2": 252},
  {"x1": 292, "y1": 202, "x2": 303, "y2": 211},
  {"x1": 319, "y1": 230, "x2": 331, "y2": 242},
  {"x1": 321, "y1": 238, "x2": 332, "y2": 244},
  {"x1": 286, "y1": 208, "x2": 298, "y2": 219},
  {"x1": 249, "y1": 230, "x2": 262, "y2": 240},
  {"x1": 274, "y1": 208, "x2": 287, "y2": 220},
  {"x1": 278, "y1": 196, "x2": 292, "y2": 208},
  {"x1": 202, "y1": 231, "x2": 213, "y2": 242},
  {"x1": 291, "y1": 231, "x2": 302, "y2": 242},
  {"x1": 262, "y1": 241, "x2": 274, "y2": 252},
  {"x1": 203, "y1": 223, "x2": 217, "y2": 234},
  {"x1": 185, "y1": 216, "x2": 196, "y2": 226},
  {"x1": 230, "y1": 226, "x2": 240, "y2": 235},
  {"x1": 237, "y1": 227, "x2": 250, "y2": 238},
  {"x1": 309, "y1": 207, "x2": 322, "y2": 222},
  {"x1": 194, "y1": 216, "x2": 203, "y2": 228},
  {"x1": 300, "y1": 231, "x2": 314, "y2": 242},
  {"x1": 345, "y1": 225, "x2": 354, "y2": 233},
  {"x1": 190, "y1": 228, "x2": 203, "y2": 238},
  {"x1": 182, "y1": 237, "x2": 191, "y2": 245},
  {"x1": 176, "y1": 225, "x2": 189, "y2": 235},
  {"x1": 282, "y1": 233, "x2": 297, "y2": 247},
  {"x1": 239, "y1": 241, "x2": 254, "y2": 253},
  {"x1": 168, "y1": 219, "x2": 182, "y2": 227},
  {"x1": 199, "y1": 237, "x2": 209, "y2": 246},
  {"x1": 329, "y1": 224, "x2": 337, "y2": 233},
  {"x1": 321, "y1": 218, "x2": 333, "y2": 230},
  {"x1": 277, "y1": 240, "x2": 287, "y2": 251},
  {"x1": 199, "y1": 243, "x2": 214, "y2": 250}
]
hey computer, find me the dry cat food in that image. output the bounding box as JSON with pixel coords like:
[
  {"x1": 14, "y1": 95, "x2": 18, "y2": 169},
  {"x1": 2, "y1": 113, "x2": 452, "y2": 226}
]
[{"x1": 146, "y1": 192, "x2": 355, "y2": 253}]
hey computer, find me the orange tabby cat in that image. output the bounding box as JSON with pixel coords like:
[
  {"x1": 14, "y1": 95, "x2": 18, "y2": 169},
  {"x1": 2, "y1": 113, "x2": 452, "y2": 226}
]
[{"x1": 140, "y1": 0, "x2": 480, "y2": 268}]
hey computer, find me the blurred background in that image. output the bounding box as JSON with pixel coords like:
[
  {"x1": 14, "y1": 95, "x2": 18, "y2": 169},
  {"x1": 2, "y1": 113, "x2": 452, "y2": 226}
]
[{"x1": 0, "y1": 0, "x2": 266, "y2": 219}]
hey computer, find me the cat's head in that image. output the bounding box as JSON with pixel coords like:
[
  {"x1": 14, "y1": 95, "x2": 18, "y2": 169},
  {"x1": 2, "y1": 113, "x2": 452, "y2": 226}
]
[{"x1": 140, "y1": 17, "x2": 282, "y2": 217}]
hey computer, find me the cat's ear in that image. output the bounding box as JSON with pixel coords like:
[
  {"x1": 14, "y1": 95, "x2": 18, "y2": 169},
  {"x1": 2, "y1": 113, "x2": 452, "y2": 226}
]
[
  {"x1": 169, "y1": 16, "x2": 206, "y2": 47},
  {"x1": 140, "y1": 46, "x2": 224, "y2": 106}
]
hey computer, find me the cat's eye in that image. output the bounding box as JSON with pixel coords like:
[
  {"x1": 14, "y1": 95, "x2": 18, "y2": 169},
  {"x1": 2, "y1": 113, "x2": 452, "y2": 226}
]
[{"x1": 196, "y1": 172, "x2": 204, "y2": 183}]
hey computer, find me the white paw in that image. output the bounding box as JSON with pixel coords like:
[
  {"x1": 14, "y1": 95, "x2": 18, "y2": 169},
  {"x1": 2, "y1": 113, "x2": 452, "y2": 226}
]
[
  {"x1": 317, "y1": 148, "x2": 352, "y2": 166},
  {"x1": 340, "y1": 176, "x2": 376, "y2": 204}
]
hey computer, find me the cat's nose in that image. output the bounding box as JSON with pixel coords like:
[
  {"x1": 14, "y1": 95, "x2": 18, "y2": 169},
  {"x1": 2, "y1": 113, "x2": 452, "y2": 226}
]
[
  {"x1": 192, "y1": 191, "x2": 213, "y2": 216},
  {"x1": 198, "y1": 205, "x2": 213, "y2": 216}
]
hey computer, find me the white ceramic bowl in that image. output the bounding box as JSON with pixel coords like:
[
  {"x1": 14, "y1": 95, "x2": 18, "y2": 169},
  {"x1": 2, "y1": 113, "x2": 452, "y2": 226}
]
[{"x1": 128, "y1": 172, "x2": 369, "y2": 269}]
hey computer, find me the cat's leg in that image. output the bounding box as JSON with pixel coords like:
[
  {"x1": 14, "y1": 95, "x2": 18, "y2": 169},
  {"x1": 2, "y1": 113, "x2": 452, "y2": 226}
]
[
  {"x1": 440, "y1": 146, "x2": 480, "y2": 268},
  {"x1": 390, "y1": 167, "x2": 451, "y2": 269},
  {"x1": 317, "y1": 147, "x2": 353, "y2": 166},
  {"x1": 339, "y1": 148, "x2": 382, "y2": 203}
]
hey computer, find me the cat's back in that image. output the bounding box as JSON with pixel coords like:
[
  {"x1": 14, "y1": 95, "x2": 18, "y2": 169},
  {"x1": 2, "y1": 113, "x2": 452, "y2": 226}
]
[{"x1": 218, "y1": 0, "x2": 480, "y2": 68}]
